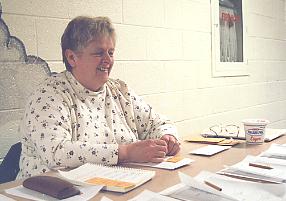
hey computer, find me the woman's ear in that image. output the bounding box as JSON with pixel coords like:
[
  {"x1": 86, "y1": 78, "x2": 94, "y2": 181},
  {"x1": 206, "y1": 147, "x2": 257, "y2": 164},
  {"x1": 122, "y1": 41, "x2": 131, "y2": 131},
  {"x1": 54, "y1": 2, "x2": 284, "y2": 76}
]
[{"x1": 65, "y1": 49, "x2": 77, "y2": 68}]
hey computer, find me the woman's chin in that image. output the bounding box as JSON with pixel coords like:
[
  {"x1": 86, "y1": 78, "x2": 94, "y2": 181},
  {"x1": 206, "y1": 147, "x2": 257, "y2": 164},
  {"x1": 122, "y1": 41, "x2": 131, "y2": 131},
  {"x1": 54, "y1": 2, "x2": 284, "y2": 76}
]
[{"x1": 99, "y1": 75, "x2": 109, "y2": 83}]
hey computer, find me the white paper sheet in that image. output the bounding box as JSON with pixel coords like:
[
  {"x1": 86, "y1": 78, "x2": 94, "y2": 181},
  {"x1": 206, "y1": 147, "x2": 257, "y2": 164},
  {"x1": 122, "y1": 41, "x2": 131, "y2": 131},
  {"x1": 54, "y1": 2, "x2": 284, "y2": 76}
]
[
  {"x1": 0, "y1": 194, "x2": 16, "y2": 201},
  {"x1": 263, "y1": 129, "x2": 286, "y2": 142},
  {"x1": 128, "y1": 190, "x2": 179, "y2": 201},
  {"x1": 127, "y1": 157, "x2": 194, "y2": 170},
  {"x1": 5, "y1": 185, "x2": 102, "y2": 201},
  {"x1": 195, "y1": 171, "x2": 286, "y2": 201},
  {"x1": 254, "y1": 154, "x2": 286, "y2": 167},
  {"x1": 260, "y1": 144, "x2": 286, "y2": 160},
  {"x1": 235, "y1": 155, "x2": 286, "y2": 179},
  {"x1": 190, "y1": 145, "x2": 231, "y2": 156},
  {"x1": 160, "y1": 172, "x2": 237, "y2": 201},
  {"x1": 218, "y1": 155, "x2": 286, "y2": 183},
  {"x1": 100, "y1": 196, "x2": 114, "y2": 201}
]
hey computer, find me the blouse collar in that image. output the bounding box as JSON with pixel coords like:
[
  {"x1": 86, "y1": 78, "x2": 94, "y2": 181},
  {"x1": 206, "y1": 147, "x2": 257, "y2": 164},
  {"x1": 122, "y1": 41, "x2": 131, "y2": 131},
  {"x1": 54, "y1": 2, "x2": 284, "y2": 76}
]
[{"x1": 64, "y1": 71, "x2": 106, "y2": 98}]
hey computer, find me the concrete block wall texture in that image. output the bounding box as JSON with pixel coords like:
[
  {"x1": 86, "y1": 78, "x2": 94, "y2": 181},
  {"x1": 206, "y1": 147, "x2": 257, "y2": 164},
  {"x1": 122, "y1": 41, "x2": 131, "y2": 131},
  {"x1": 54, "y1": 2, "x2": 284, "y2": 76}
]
[
  {"x1": 0, "y1": 0, "x2": 286, "y2": 159},
  {"x1": 0, "y1": 3, "x2": 51, "y2": 159}
]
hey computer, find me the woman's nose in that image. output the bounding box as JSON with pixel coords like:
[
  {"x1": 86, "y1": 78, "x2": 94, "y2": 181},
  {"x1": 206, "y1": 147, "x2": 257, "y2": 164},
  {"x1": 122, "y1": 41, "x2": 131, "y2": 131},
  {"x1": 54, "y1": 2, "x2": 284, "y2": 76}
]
[{"x1": 102, "y1": 52, "x2": 112, "y2": 63}]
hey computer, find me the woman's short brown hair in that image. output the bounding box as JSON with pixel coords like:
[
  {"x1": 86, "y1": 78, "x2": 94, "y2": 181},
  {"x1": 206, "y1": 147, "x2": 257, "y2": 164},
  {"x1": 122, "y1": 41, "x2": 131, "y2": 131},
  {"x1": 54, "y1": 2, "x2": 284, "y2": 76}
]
[{"x1": 61, "y1": 16, "x2": 116, "y2": 71}]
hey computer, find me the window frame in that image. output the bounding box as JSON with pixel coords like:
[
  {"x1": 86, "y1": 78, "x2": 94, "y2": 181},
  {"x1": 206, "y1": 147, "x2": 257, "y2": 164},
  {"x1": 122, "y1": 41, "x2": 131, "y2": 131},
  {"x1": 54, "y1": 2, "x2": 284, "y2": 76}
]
[{"x1": 211, "y1": 0, "x2": 249, "y2": 77}]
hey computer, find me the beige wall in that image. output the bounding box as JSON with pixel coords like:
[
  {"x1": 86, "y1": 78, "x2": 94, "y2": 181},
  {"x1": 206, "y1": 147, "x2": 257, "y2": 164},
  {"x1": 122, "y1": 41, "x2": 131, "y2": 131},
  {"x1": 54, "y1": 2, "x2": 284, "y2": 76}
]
[{"x1": 1, "y1": 0, "x2": 286, "y2": 138}]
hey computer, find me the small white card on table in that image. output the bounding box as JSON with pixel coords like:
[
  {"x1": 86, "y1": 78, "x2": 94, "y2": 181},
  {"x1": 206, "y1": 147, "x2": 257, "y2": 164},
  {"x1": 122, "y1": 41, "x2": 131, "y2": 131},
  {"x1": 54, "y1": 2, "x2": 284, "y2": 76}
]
[{"x1": 190, "y1": 145, "x2": 232, "y2": 156}]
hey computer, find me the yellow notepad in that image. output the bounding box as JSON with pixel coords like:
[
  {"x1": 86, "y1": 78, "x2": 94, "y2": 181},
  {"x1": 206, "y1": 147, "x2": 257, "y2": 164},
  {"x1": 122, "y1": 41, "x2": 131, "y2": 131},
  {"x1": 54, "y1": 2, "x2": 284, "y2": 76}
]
[
  {"x1": 166, "y1": 156, "x2": 184, "y2": 163},
  {"x1": 58, "y1": 163, "x2": 155, "y2": 193},
  {"x1": 185, "y1": 136, "x2": 225, "y2": 144},
  {"x1": 86, "y1": 177, "x2": 135, "y2": 189},
  {"x1": 218, "y1": 139, "x2": 241, "y2": 146}
]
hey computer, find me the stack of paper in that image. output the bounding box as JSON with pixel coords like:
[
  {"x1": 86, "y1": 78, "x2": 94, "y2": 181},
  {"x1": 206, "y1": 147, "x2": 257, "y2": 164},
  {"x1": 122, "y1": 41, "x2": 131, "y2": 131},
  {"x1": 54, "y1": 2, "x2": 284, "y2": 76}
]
[
  {"x1": 260, "y1": 144, "x2": 286, "y2": 160},
  {"x1": 160, "y1": 172, "x2": 238, "y2": 201},
  {"x1": 195, "y1": 171, "x2": 286, "y2": 201},
  {"x1": 158, "y1": 171, "x2": 286, "y2": 201},
  {"x1": 58, "y1": 163, "x2": 155, "y2": 193},
  {"x1": 218, "y1": 155, "x2": 286, "y2": 183}
]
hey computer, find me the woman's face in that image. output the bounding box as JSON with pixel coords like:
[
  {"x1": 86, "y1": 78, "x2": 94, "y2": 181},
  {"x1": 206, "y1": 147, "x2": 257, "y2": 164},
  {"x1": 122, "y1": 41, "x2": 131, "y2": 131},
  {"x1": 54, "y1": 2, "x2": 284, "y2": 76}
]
[{"x1": 69, "y1": 36, "x2": 115, "y2": 91}]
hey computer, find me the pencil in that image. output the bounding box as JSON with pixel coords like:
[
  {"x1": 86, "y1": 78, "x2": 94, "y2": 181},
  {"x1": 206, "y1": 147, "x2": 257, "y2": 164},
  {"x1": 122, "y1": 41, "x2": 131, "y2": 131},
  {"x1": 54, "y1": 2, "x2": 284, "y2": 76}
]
[
  {"x1": 249, "y1": 162, "x2": 273, "y2": 170},
  {"x1": 204, "y1": 180, "x2": 222, "y2": 191}
]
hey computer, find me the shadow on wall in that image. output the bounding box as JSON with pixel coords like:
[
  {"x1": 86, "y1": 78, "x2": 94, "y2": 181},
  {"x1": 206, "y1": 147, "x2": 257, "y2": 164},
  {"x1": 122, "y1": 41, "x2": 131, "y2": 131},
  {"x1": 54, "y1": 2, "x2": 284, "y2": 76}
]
[{"x1": 0, "y1": 2, "x2": 51, "y2": 160}]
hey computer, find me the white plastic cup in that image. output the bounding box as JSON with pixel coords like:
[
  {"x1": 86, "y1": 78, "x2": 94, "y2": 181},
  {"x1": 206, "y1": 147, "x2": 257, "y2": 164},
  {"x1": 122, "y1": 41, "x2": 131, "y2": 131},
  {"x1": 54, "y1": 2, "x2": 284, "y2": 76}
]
[{"x1": 242, "y1": 119, "x2": 270, "y2": 144}]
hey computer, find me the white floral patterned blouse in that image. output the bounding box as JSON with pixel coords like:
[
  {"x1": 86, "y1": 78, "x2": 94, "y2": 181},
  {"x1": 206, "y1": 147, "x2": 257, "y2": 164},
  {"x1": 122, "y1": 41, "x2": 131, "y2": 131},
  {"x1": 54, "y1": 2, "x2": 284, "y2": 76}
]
[{"x1": 17, "y1": 71, "x2": 177, "y2": 178}]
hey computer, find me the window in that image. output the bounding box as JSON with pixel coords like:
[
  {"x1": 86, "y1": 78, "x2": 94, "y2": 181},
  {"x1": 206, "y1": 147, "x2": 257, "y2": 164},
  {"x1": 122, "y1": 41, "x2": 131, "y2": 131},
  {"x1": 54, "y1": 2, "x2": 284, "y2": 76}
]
[{"x1": 211, "y1": 0, "x2": 248, "y2": 77}]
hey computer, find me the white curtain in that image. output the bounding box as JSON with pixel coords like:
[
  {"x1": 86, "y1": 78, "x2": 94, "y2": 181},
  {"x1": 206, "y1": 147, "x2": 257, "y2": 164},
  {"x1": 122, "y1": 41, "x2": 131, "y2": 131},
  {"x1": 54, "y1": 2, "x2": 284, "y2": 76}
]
[{"x1": 219, "y1": 6, "x2": 238, "y2": 62}]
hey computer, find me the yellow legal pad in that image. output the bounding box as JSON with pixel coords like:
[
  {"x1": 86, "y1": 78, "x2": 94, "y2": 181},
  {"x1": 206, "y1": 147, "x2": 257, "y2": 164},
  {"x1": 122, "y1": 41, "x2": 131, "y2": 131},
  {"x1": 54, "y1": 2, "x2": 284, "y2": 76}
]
[
  {"x1": 185, "y1": 136, "x2": 240, "y2": 146},
  {"x1": 185, "y1": 136, "x2": 225, "y2": 144},
  {"x1": 166, "y1": 156, "x2": 184, "y2": 163},
  {"x1": 86, "y1": 177, "x2": 135, "y2": 189}
]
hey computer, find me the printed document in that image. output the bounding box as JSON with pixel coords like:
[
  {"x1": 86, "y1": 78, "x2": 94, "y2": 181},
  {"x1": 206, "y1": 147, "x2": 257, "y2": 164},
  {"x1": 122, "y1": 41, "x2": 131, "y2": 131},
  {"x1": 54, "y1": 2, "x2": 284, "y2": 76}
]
[
  {"x1": 195, "y1": 171, "x2": 286, "y2": 201},
  {"x1": 160, "y1": 172, "x2": 237, "y2": 201},
  {"x1": 218, "y1": 155, "x2": 286, "y2": 183}
]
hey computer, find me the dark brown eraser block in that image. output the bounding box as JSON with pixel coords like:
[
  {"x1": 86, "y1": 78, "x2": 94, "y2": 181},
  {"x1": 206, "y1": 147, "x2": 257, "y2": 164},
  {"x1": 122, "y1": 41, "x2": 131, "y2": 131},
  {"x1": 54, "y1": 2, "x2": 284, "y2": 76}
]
[{"x1": 23, "y1": 176, "x2": 80, "y2": 199}]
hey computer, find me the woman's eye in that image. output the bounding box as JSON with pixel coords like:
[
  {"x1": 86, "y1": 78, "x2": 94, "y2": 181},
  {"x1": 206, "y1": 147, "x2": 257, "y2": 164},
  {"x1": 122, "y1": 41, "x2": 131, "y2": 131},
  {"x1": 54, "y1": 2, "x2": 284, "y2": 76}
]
[
  {"x1": 92, "y1": 52, "x2": 103, "y2": 57},
  {"x1": 109, "y1": 51, "x2": 114, "y2": 57},
  {"x1": 91, "y1": 51, "x2": 114, "y2": 57}
]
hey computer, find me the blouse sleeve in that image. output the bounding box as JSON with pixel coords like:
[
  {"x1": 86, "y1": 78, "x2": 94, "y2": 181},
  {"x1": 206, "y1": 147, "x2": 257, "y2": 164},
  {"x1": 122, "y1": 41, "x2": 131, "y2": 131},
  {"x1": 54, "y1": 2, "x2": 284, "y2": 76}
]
[
  {"x1": 128, "y1": 89, "x2": 178, "y2": 140},
  {"x1": 22, "y1": 86, "x2": 118, "y2": 170}
]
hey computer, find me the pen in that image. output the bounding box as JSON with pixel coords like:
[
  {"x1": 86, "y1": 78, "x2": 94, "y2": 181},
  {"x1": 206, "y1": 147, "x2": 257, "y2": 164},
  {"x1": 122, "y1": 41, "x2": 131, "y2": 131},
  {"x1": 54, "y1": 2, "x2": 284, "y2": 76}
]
[
  {"x1": 249, "y1": 162, "x2": 273, "y2": 170},
  {"x1": 204, "y1": 180, "x2": 222, "y2": 191},
  {"x1": 202, "y1": 134, "x2": 245, "y2": 140}
]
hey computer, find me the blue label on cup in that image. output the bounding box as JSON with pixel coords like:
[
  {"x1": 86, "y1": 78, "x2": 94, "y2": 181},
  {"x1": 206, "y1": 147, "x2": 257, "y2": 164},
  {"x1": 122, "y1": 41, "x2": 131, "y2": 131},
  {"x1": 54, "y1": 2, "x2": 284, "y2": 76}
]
[{"x1": 247, "y1": 129, "x2": 264, "y2": 135}]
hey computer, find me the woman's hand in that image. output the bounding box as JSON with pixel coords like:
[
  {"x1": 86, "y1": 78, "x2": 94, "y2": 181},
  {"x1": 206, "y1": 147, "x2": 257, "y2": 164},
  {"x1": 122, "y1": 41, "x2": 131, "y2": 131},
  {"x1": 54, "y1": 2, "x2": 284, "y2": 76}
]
[
  {"x1": 118, "y1": 139, "x2": 168, "y2": 163},
  {"x1": 160, "y1": 134, "x2": 181, "y2": 156}
]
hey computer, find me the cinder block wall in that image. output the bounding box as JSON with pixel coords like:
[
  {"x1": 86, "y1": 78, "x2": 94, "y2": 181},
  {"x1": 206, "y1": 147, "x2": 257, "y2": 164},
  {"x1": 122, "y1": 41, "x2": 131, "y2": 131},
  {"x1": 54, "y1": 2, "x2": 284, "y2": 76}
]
[{"x1": 1, "y1": 0, "x2": 286, "y2": 142}]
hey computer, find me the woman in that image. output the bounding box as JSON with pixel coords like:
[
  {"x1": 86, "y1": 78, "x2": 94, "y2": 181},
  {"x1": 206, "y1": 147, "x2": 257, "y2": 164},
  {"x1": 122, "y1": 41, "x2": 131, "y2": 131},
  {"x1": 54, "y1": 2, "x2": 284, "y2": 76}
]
[{"x1": 18, "y1": 16, "x2": 180, "y2": 178}]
